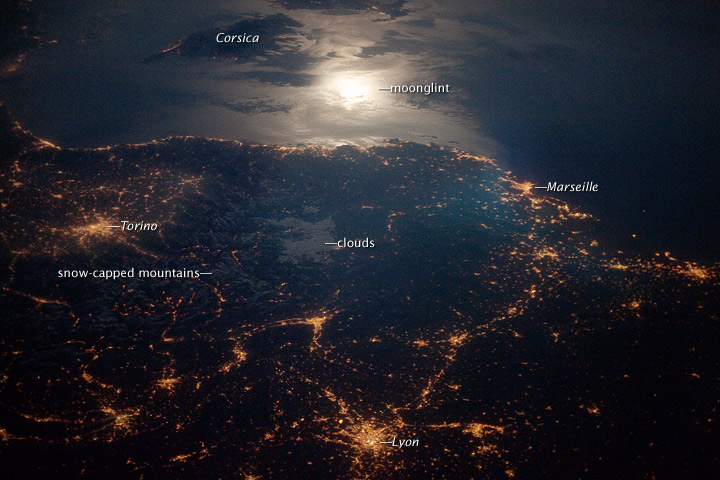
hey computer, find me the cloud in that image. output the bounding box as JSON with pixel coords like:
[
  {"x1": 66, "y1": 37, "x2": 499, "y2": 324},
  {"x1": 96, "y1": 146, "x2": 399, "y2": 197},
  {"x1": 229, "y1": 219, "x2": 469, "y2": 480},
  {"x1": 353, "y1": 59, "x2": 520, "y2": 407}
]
[
  {"x1": 271, "y1": 0, "x2": 409, "y2": 18},
  {"x1": 144, "y1": 14, "x2": 304, "y2": 64}
]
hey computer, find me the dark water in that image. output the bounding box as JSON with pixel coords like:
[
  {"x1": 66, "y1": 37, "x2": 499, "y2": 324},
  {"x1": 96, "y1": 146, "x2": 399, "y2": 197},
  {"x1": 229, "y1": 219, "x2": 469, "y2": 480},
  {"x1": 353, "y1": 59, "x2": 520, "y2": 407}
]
[
  {"x1": 462, "y1": 1, "x2": 720, "y2": 263},
  {"x1": 1, "y1": 0, "x2": 718, "y2": 262},
  {"x1": 2, "y1": 4, "x2": 720, "y2": 478}
]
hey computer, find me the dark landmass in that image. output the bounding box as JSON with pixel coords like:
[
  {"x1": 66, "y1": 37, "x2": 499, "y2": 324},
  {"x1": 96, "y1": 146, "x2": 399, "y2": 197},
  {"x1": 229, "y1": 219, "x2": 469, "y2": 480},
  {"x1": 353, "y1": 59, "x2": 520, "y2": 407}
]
[
  {"x1": 216, "y1": 98, "x2": 294, "y2": 114},
  {"x1": 0, "y1": 1, "x2": 42, "y2": 70},
  {"x1": 144, "y1": 14, "x2": 304, "y2": 64},
  {"x1": 0, "y1": 107, "x2": 719, "y2": 479}
]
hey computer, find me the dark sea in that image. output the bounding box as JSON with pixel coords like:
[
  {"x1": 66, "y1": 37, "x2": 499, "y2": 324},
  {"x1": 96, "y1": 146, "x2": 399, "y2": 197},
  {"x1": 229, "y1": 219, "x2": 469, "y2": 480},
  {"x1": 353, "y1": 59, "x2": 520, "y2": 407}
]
[{"x1": 1, "y1": 0, "x2": 718, "y2": 262}]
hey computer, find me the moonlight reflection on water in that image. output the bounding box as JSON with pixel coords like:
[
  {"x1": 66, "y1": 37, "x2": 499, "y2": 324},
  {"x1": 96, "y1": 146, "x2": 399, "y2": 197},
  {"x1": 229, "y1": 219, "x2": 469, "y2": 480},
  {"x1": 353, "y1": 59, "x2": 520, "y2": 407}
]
[{"x1": 1, "y1": 1, "x2": 719, "y2": 478}]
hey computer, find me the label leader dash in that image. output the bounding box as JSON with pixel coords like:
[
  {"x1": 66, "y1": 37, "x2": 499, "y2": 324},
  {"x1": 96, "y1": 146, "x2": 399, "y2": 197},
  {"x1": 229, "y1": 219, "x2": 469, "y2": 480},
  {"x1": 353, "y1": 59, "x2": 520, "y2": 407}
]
[
  {"x1": 534, "y1": 181, "x2": 598, "y2": 192},
  {"x1": 378, "y1": 83, "x2": 450, "y2": 95}
]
